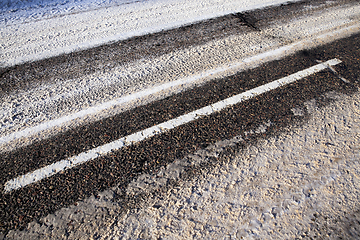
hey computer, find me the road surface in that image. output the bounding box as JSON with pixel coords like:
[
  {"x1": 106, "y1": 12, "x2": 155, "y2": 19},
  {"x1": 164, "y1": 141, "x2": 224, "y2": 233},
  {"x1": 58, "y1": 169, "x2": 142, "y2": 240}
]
[{"x1": 1, "y1": 0, "x2": 360, "y2": 239}]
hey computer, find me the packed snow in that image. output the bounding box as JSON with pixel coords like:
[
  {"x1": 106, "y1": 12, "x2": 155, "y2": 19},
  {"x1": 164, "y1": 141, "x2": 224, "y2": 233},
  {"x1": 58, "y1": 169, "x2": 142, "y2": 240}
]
[{"x1": 0, "y1": 0, "x2": 299, "y2": 68}]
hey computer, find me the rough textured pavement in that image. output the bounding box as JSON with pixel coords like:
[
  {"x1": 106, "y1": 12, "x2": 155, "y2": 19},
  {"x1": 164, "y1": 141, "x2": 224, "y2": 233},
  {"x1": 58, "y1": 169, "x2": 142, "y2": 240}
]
[{"x1": 1, "y1": 1, "x2": 360, "y2": 239}]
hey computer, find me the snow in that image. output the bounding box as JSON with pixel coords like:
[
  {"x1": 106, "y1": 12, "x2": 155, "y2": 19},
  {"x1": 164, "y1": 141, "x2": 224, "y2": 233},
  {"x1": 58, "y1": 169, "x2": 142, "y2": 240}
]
[
  {"x1": 1, "y1": 0, "x2": 360, "y2": 238},
  {"x1": 0, "y1": 0, "x2": 140, "y2": 25},
  {"x1": 1, "y1": 1, "x2": 359, "y2": 153},
  {"x1": 0, "y1": 0, "x2": 299, "y2": 68}
]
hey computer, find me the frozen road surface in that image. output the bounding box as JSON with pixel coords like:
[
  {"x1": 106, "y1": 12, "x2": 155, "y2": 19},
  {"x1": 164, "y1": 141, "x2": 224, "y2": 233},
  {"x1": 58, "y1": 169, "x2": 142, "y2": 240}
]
[
  {"x1": 1, "y1": 0, "x2": 360, "y2": 239},
  {"x1": 0, "y1": 0, "x2": 301, "y2": 68}
]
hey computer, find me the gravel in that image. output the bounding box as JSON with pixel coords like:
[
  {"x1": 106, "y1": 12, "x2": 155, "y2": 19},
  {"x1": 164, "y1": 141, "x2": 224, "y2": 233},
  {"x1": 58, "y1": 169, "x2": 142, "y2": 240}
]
[
  {"x1": 5, "y1": 85, "x2": 359, "y2": 240},
  {"x1": 1, "y1": 0, "x2": 359, "y2": 153}
]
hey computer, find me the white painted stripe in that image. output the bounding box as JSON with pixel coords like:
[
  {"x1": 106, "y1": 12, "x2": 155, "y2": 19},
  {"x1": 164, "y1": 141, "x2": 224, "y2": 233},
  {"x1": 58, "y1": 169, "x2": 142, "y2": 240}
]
[
  {"x1": 3, "y1": 58, "x2": 341, "y2": 193},
  {"x1": 2, "y1": 22, "x2": 358, "y2": 150}
]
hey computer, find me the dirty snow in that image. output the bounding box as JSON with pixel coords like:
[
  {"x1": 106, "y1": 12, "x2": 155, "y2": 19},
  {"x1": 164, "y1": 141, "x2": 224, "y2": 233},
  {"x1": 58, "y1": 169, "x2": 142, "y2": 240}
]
[
  {"x1": 0, "y1": 0, "x2": 301, "y2": 68},
  {"x1": 6, "y1": 90, "x2": 360, "y2": 239}
]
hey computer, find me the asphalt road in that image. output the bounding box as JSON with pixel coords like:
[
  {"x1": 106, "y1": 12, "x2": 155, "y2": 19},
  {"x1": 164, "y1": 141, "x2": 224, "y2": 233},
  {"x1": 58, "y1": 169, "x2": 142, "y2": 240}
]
[{"x1": 0, "y1": 0, "x2": 359, "y2": 238}]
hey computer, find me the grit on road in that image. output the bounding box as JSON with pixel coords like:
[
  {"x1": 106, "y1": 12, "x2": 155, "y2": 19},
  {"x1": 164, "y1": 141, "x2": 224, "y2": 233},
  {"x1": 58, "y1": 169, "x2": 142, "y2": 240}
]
[{"x1": 1, "y1": 0, "x2": 360, "y2": 239}]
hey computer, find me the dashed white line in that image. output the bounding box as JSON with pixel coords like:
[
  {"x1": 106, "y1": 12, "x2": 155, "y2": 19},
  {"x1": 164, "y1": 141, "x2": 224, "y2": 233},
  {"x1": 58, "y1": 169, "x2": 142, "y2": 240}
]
[{"x1": 3, "y1": 58, "x2": 342, "y2": 193}]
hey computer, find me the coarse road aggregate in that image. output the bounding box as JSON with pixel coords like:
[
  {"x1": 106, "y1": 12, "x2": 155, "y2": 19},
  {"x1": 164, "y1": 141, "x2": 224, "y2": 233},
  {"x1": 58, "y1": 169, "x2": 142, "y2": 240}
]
[
  {"x1": 0, "y1": 0, "x2": 360, "y2": 238},
  {"x1": 1, "y1": 31, "x2": 359, "y2": 235},
  {"x1": 1, "y1": 0, "x2": 359, "y2": 152}
]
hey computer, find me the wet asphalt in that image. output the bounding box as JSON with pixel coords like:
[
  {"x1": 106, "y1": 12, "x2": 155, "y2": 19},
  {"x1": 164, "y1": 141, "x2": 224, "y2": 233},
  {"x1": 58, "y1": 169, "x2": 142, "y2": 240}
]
[{"x1": 0, "y1": 32, "x2": 359, "y2": 233}]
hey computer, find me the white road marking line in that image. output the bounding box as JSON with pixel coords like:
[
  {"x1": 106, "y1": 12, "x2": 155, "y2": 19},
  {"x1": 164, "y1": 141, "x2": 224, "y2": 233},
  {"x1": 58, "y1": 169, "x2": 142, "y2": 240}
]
[
  {"x1": 3, "y1": 58, "x2": 342, "y2": 193},
  {"x1": 2, "y1": 22, "x2": 360, "y2": 155}
]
